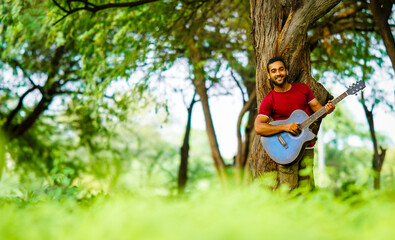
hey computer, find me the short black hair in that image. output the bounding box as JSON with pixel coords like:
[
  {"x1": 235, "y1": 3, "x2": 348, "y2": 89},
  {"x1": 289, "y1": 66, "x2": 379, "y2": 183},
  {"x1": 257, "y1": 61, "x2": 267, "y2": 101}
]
[{"x1": 266, "y1": 57, "x2": 287, "y2": 72}]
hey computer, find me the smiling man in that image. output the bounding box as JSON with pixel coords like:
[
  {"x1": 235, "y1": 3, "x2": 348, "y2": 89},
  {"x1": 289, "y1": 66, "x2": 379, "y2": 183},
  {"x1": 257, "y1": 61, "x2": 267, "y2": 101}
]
[{"x1": 254, "y1": 57, "x2": 335, "y2": 190}]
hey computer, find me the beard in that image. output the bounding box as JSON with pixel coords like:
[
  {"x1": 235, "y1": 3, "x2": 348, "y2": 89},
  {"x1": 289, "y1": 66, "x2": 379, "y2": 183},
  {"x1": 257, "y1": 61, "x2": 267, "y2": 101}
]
[{"x1": 270, "y1": 75, "x2": 288, "y2": 87}]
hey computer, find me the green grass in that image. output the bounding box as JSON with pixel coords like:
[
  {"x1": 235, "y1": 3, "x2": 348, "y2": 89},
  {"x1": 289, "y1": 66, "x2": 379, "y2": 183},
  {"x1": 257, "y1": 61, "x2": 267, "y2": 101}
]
[{"x1": 1, "y1": 184, "x2": 395, "y2": 240}]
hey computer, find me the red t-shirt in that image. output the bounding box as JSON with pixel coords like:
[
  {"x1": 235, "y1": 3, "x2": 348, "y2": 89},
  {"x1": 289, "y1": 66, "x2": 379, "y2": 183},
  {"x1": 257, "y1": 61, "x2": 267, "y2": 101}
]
[
  {"x1": 258, "y1": 83, "x2": 316, "y2": 120},
  {"x1": 258, "y1": 83, "x2": 316, "y2": 148}
]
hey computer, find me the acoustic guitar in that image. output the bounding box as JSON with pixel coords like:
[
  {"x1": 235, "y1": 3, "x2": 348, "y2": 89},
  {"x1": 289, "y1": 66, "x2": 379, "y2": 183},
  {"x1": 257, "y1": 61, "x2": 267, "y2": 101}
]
[{"x1": 260, "y1": 81, "x2": 366, "y2": 165}]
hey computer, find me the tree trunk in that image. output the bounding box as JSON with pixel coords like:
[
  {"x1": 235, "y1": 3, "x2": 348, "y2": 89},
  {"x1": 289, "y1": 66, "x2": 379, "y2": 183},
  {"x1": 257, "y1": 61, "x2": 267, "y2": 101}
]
[
  {"x1": 248, "y1": 0, "x2": 339, "y2": 181},
  {"x1": 361, "y1": 92, "x2": 386, "y2": 189},
  {"x1": 187, "y1": 39, "x2": 228, "y2": 183},
  {"x1": 178, "y1": 93, "x2": 197, "y2": 194},
  {"x1": 359, "y1": 35, "x2": 386, "y2": 189}
]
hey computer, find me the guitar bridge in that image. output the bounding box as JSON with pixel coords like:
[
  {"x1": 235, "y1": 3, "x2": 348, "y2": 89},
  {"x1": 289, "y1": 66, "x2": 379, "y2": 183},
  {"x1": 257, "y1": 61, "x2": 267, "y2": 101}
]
[{"x1": 277, "y1": 134, "x2": 288, "y2": 149}]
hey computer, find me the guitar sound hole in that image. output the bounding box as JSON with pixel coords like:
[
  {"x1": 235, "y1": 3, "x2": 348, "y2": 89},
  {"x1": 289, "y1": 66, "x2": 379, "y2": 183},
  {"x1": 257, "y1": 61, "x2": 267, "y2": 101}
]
[
  {"x1": 289, "y1": 129, "x2": 304, "y2": 139},
  {"x1": 291, "y1": 130, "x2": 301, "y2": 137}
]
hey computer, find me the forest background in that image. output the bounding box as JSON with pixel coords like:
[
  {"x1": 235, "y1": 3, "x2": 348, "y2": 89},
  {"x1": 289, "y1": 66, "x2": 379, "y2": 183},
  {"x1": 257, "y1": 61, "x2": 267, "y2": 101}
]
[{"x1": 1, "y1": 0, "x2": 395, "y2": 239}]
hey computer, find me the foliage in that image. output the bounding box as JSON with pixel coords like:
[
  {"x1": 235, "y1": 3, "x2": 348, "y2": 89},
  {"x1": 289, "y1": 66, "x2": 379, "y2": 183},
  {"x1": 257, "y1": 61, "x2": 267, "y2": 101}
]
[
  {"x1": 2, "y1": 186, "x2": 395, "y2": 239},
  {"x1": 381, "y1": 149, "x2": 395, "y2": 187},
  {"x1": 0, "y1": 0, "x2": 158, "y2": 139},
  {"x1": 1, "y1": 0, "x2": 394, "y2": 197},
  {"x1": 319, "y1": 103, "x2": 392, "y2": 189},
  {"x1": 311, "y1": 18, "x2": 394, "y2": 189},
  {"x1": 2, "y1": 86, "x2": 217, "y2": 197},
  {"x1": 312, "y1": 30, "x2": 393, "y2": 111},
  {"x1": 0, "y1": 0, "x2": 166, "y2": 182},
  {"x1": 0, "y1": 130, "x2": 4, "y2": 178},
  {"x1": 0, "y1": 0, "x2": 253, "y2": 174}
]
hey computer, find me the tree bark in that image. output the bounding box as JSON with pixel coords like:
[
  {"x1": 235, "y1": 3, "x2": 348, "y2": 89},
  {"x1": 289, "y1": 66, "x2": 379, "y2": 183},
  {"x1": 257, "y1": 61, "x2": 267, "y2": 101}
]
[
  {"x1": 178, "y1": 93, "x2": 197, "y2": 194},
  {"x1": 248, "y1": 0, "x2": 339, "y2": 181}
]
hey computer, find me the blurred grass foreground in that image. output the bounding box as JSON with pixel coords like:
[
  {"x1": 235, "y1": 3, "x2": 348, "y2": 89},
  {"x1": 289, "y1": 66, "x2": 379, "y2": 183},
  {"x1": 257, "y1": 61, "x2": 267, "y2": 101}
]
[{"x1": 1, "y1": 184, "x2": 395, "y2": 240}]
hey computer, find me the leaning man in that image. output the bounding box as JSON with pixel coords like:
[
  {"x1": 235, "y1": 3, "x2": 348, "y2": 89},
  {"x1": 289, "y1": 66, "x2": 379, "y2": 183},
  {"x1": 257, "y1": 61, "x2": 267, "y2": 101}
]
[{"x1": 254, "y1": 57, "x2": 335, "y2": 190}]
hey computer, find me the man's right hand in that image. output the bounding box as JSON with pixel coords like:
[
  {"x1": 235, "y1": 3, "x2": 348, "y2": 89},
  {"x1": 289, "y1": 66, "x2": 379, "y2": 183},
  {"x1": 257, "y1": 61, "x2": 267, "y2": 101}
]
[
  {"x1": 255, "y1": 115, "x2": 301, "y2": 136},
  {"x1": 283, "y1": 122, "x2": 301, "y2": 135}
]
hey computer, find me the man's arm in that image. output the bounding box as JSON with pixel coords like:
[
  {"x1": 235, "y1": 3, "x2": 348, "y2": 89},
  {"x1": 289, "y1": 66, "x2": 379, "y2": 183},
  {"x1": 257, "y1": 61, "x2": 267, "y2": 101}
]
[
  {"x1": 308, "y1": 99, "x2": 335, "y2": 115},
  {"x1": 254, "y1": 115, "x2": 301, "y2": 136}
]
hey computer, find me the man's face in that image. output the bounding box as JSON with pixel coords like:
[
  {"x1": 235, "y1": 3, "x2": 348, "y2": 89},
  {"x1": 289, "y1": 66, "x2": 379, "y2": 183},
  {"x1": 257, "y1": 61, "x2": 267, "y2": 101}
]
[{"x1": 267, "y1": 61, "x2": 288, "y2": 87}]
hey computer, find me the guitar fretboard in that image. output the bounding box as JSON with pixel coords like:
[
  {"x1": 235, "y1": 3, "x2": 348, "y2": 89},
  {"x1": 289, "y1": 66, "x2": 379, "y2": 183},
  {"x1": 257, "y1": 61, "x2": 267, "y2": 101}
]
[{"x1": 300, "y1": 92, "x2": 348, "y2": 129}]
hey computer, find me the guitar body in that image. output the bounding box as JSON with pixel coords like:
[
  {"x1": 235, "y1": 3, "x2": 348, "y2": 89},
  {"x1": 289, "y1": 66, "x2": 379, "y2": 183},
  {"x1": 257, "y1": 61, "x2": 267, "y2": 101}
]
[
  {"x1": 259, "y1": 80, "x2": 366, "y2": 165},
  {"x1": 260, "y1": 110, "x2": 316, "y2": 165}
]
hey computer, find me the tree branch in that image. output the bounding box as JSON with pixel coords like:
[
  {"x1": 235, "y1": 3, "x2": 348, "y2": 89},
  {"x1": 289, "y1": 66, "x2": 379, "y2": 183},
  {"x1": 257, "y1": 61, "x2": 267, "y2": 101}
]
[
  {"x1": 235, "y1": 88, "x2": 256, "y2": 168},
  {"x1": 59, "y1": 77, "x2": 80, "y2": 86},
  {"x1": 53, "y1": 90, "x2": 83, "y2": 95},
  {"x1": 308, "y1": 2, "x2": 371, "y2": 50},
  {"x1": 10, "y1": 59, "x2": 46, "y2": 94},
  {"x1": 4, "y1": 46, "x2": 66, "y2": 139},
  {"x1": 230, "y1": 69, "x2": 246, "y2": 103},
  {"x1": 53, "y1": 0, "x2": 160, "y2": 25},
  {"x1": 8, "y1": 94, "x2": 52, "y2": 139},
  {"x1": 369, "y1": 0, "x2": 395, "y2": 72},
  {"x1": 303, "y1": 0, "x2": 342, "y2": 27},
  {"x1": 3, "y1": 86, "x2": 38, "y2": 131},
  {"x1": 52, "y1": 0, "x2": 68, "y2": 13}
]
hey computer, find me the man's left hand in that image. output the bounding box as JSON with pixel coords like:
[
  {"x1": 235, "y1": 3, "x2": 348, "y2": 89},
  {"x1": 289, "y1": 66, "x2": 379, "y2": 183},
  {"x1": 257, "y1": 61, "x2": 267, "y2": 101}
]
[{"x1": 325, "y1": 100, "x2": 335, "y2": 114}]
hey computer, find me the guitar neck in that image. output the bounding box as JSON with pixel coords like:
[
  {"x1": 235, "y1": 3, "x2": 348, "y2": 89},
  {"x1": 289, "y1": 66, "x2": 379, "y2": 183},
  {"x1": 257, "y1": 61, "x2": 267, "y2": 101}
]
[{"x1": 300, "y1": 91, "x2": 348, "y2": 129}]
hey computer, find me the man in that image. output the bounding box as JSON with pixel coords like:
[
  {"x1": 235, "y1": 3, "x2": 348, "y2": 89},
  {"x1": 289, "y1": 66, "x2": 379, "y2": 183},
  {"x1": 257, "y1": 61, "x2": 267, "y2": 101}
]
[{"x1": 254, "y1": 57, "x2": 335, "y2": 190}]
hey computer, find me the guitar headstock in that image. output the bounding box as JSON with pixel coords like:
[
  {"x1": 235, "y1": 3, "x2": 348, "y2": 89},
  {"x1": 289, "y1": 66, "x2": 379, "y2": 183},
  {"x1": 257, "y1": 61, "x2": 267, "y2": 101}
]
[{"x1": 346, "y1": 80, "x2": 366, "y2": 95}]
